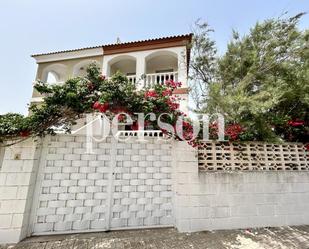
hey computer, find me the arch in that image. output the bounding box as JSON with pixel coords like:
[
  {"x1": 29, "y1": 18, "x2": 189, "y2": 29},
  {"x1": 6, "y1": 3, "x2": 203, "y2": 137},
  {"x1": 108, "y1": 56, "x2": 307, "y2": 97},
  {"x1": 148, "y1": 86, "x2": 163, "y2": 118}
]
[
  {"x1": 41, "y1": 63, "x2": 67, "y2": 83},
  {"x1": 145, "y1": 50, "x2": 178, "y2": 61},
  {"x1": 46, "y1": 71, "x2": 59, "y2": 83},
  {"x1": 145, "y1": 50, "x2": 178, "y2": 74},
  {"x1": 106, "y1": 55, "x2": 137, "y2": 77},
  {"x1": 72, "y1": 59, "x2": 97, "y2": 77}
]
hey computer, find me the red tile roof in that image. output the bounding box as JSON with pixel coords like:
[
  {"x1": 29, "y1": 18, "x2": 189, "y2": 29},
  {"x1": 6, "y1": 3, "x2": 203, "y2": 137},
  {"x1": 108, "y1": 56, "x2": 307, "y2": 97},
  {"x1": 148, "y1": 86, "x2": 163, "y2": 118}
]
[{"x1": 31, "y1": 34, "x2": 193, "y2": 57}]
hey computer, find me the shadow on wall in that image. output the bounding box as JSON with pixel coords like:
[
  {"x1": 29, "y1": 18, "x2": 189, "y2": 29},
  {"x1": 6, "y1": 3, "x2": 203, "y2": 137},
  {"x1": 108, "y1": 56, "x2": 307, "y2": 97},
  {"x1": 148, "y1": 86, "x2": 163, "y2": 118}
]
[{"x1": 0, "y1": 147, "x2": 4, "y2": 170}]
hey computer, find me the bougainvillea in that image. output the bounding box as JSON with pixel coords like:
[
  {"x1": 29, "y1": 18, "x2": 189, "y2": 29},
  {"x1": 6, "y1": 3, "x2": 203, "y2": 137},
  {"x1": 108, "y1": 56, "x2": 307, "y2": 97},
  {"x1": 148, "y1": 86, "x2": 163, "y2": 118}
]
[
  {"x1": 287, "y1": 120, "x2": 305, "y2": 127},
  {"x1": 0, "y1": 63, "x2": 195, "y2": 146},
  {"x1": 206, "y1": 122, "x2": 246, "y2": 141},
  {"x1": 225, "y1": 123, "x2": 245, "y2": 141}
]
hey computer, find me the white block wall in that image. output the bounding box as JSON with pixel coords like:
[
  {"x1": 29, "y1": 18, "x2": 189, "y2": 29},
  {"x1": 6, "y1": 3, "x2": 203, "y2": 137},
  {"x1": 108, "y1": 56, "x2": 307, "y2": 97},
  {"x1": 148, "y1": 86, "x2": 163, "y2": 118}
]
[
  {"x1": 30, "y1": 135, "x2": 173, "y2": 235},
  {"x1": 1, "y1": 137, "x2": 309, "y2": 243},
  {"x1": 0, "y1": 139, "x2": 41, "y2": 243},
  {"x1": 173, "y1": 142, "x2": 309, "y2": 232}
]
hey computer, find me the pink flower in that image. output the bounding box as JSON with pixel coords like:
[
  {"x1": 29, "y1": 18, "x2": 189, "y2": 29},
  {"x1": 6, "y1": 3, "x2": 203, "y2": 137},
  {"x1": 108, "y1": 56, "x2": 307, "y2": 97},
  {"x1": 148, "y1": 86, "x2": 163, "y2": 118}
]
[
  {"x1": 99, "y1": 103, "x2": 109, "y2": 113},
  {"x1": 144, "y1": 90, "x2": 158, "y2": 98},
  {"x1": 166, "y1": 98, "x2": 179, "y2": 110},
  {"x1": 165, "y1": 80, "x2": 182, "y2": 89},
  {"x1": 20, "y1": 131, "x2": 30, "y2": 137},
  {"x1": 131, "y1": 122, "x2": 139, "y2": 130},
  {"x1": 92, "y1": 101, "x2": 101, "y2": 110},
  {"x1": 225, "y1": 123, "x2": 244, "y2": 140},
  {"x1": 287, "y1": 120, "x2": 305, "y2": 127},
  {"x1": 118, "y1": 114, "x2": 126, "y2": 122},
  {"x1": 162, "y1": 89, "x2": 172, "y2": 96},
  {"x1": 93, "y1": 101, "x2": 109, "y2": 112}
]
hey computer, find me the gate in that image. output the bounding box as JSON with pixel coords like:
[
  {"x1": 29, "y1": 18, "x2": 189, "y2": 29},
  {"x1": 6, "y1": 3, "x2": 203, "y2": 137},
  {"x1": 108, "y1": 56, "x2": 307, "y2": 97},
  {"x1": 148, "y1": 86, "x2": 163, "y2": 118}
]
[{"x1": 30, "y1": 135, "x2": 173, "y2": 235}]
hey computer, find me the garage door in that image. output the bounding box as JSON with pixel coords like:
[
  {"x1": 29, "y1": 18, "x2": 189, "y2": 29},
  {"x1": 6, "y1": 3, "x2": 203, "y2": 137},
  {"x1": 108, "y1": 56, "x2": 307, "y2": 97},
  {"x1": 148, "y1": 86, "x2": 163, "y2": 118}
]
[{"x1": 30, "y1": 135, "x2": 173, "y2": 234}]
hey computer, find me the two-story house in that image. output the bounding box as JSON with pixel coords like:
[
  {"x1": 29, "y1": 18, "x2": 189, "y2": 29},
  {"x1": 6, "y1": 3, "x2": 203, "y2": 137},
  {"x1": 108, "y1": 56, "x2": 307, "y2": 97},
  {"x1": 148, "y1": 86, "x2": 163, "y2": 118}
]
[{"x1": 30, "y1": 34, "x2": 192, "y2": 116}]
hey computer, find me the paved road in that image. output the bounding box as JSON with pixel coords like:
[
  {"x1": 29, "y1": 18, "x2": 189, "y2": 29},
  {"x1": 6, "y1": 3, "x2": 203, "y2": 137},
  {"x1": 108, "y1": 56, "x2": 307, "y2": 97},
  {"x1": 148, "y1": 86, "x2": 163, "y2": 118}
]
[{"x1": 1, "y1": 226, "x2": 309, "y2": 249}]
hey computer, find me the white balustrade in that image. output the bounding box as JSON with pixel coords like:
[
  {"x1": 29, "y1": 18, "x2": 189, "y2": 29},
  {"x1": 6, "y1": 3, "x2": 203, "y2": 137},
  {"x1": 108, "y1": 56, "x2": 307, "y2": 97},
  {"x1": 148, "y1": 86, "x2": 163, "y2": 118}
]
[
  {"x1": 108, "y1": 71, "x2": 179, "y2": 89},
  {"x1": 127, "y1": 75, "x2": 137, "y2": 84},
  {"x1": 115, "y1": 130, "x2": 164, "y2": 138},
  {"x1": 144, "y1": 72, "x2": 178, "y2": 88}
]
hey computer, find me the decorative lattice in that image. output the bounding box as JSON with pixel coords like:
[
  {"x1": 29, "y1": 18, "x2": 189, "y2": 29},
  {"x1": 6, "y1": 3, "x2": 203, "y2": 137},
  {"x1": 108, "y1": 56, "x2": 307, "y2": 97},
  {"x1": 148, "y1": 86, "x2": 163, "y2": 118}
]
[{"x1": 198, "y1": 141, "x2": 309, "y2": 171}]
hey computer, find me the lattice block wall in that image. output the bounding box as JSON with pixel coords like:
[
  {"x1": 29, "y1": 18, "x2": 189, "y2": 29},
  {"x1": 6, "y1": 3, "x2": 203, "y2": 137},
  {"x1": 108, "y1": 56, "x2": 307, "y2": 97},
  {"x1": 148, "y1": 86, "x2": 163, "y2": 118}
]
[{"x1": 198, "y1": 142, "x2": 309, "y2": 171}]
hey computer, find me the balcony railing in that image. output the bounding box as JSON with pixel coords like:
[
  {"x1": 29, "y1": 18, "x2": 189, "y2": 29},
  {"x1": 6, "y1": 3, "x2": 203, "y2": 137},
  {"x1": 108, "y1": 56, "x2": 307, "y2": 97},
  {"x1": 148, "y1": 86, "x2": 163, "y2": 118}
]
[
  {"x1": 144, "y1": 72, "x2": 178, "y2": 88},
  {"x1": 109, "y1": 72, "x2": 178, "y2": 89},
  {"x1": 127, "y1": 75, "x2": 137, "y2": 84}
]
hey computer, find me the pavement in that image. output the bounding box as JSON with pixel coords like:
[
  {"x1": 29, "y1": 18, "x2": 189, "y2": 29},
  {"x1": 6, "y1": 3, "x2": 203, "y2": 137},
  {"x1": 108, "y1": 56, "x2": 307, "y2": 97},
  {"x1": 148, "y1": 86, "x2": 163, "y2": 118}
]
[{"x1": 1, "y1": 226, "x2": 309, "y2": 249}]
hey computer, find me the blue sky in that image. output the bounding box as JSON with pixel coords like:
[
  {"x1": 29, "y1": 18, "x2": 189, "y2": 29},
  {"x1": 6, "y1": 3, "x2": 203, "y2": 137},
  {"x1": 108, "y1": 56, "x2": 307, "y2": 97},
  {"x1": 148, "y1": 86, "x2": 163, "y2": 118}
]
[{"x1": 0, "y1": 0, "x2": 308, "y2": 114}]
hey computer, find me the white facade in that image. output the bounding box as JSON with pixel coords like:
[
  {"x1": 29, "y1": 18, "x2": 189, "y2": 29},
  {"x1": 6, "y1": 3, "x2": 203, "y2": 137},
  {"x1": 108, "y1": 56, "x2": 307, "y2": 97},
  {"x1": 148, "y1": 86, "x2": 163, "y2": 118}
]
[
  {"x1": 31, "y1": 36, "x2": 191, "y2": 113},
  {"x1": 102, "y1": 46, "x2": 188, "y2": 88}
]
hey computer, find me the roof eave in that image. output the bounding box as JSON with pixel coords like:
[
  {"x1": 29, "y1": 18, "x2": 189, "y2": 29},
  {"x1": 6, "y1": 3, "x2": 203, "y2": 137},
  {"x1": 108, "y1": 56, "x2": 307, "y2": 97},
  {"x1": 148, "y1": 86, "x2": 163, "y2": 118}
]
[
  {"x1": 31, "y1": 33, "x2": 193, "y2": 60},
  {"x1": 32, "y1": 47, "x2": 104, "y2": 63}
]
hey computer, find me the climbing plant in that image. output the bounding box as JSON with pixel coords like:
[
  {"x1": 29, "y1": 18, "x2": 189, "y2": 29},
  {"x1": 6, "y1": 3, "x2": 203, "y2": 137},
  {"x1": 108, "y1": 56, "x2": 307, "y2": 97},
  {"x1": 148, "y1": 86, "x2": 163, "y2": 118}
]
[{"x1": 0, "y1": 63, "x2": 189, "y2": 146}]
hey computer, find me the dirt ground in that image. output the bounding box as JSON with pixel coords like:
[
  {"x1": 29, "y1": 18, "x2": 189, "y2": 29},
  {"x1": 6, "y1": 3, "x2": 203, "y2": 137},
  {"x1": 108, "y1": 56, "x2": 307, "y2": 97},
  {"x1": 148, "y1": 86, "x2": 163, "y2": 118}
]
[{"x1": 1, "y1": 226, "x2": 309, "y2": 249}]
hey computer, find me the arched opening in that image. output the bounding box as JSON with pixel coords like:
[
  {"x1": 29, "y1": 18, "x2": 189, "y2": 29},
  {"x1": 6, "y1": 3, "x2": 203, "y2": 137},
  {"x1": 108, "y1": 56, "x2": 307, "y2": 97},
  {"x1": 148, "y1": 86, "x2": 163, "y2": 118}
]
[
  {"x1": 108, "y1": 55, "x2": 137, "y2": 84},
  {"x1": 145, "y1": 51, "x2": 178, "y2": 87},
  {"x1": 73, "y1": 60, "x2": 97, "y2": 77},
  {"x1": 46, "y1": 71, "x2": 59, "y2": 84},
  {"x1": 42, "y1": 64, "x2": 67, "y2": 84}
]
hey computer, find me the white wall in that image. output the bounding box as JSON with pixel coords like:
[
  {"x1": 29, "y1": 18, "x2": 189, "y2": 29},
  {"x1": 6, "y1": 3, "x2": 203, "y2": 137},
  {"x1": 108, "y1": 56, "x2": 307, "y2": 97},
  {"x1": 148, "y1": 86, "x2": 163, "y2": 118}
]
[
  {"x1": 30, "y1": 135, "x2": 173, "y2": 235},
  {"x1": 0, "y1": 137, "x2": 308, "y2": 243},
  {"x1": 0, "y1": 139, "x2": 41, "y2": 243},
  {"x1": 173, "y1": 142, "x2": 309, "y2": 232}
]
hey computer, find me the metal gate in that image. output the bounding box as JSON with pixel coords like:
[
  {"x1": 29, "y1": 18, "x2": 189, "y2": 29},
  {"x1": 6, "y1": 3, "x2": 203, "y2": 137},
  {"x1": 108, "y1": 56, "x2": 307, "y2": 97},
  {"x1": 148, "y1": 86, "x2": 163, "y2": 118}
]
[{"x1": 30, "y1": 135, "x2": 173, "y2": 235}]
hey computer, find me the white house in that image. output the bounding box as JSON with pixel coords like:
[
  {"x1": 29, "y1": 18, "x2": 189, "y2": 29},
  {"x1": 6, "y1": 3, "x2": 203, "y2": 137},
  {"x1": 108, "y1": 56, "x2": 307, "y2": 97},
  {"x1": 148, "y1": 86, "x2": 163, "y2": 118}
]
[
  {"x1": 31, "y1": 34, "x2": 193, "y2": 113},
  {"x1": 1, "y1": 34, "x2": 309, "y2": 245}
]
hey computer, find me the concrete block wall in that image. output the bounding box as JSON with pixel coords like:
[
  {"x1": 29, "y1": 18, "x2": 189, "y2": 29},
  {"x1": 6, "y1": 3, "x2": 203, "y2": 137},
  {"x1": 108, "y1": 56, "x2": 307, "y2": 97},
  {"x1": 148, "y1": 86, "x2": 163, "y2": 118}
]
[
  {"x1": 173, "y1": 142, "x2": 309, "y2": 232},
  {"x1": 0, "y1": 139, "x2": 41, "y2": 243},
  {"x1": 172, "y1": 141, "x2": 199, "y2": 232},
  {"x1": 30, "y1": 135, "x2": 173, "y2": 235},
  {"x1": 1, "y1": 136, "x2": 309, "y2": 242}
]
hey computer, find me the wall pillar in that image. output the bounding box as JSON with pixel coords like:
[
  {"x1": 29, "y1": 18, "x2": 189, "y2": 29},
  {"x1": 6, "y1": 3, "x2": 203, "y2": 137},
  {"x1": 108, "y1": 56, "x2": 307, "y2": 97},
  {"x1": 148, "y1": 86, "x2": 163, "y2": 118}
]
[
  {"x1": 101, "y1": 57, "x2": 110, "y2": 77},
  {"x1": 0, "y1": 139, "x2": 41, "y2": 243},
  {"x1": 136, "y1": 56, "x2": 145, "y2": 90},
  {"x1": 176, "y1": 47, "x2": 189, "y2": 114},
  {"x1": 172, "y1": 141, "x2": 199, "y2": 232},
  {"x1": 177, "y1": 48, "x2": 188, "y2": 87}
]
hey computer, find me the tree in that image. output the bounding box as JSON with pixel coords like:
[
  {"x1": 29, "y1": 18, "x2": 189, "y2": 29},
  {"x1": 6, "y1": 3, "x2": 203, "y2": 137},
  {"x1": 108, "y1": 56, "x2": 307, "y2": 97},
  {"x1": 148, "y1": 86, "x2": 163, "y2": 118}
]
[
  {"x1": 197, "y1": 13, "x2": 309, "y2": 142},
  {"x1": 189, "y1": 20, "x2": 218, "y2": 110}
]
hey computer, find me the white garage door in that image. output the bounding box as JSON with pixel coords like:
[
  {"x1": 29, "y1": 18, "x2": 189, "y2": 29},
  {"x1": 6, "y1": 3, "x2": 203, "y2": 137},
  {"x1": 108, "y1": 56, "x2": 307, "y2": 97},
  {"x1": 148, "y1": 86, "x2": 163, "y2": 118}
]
[{"x1": 31, "y1": 135, "x2": 173, "y2": 235}]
